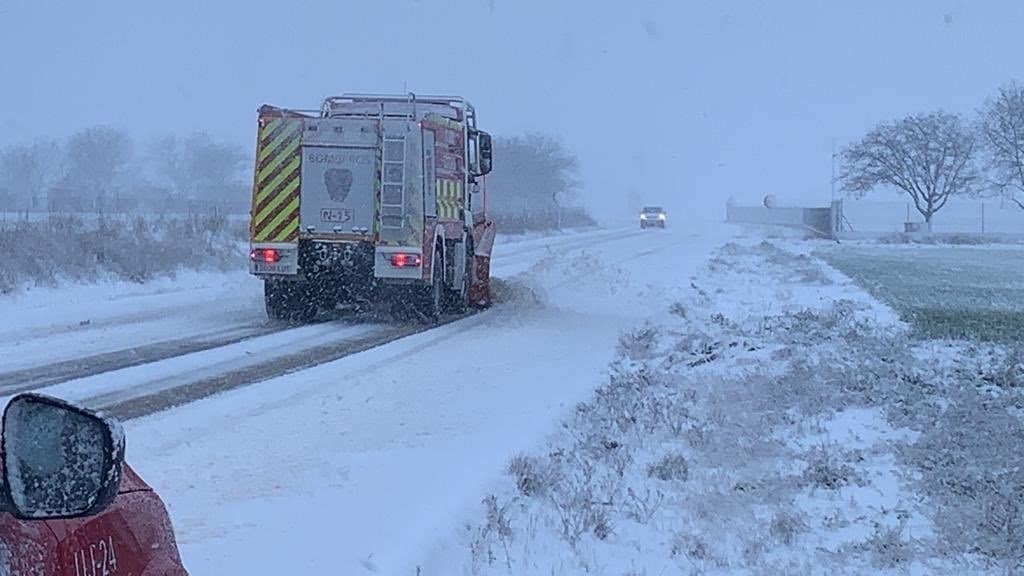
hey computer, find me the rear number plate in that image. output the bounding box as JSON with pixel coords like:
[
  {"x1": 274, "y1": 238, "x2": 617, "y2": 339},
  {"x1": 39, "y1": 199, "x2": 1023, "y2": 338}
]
[
  {"x1": 321, "y1": 208, "x2": 353, "y2": 223},
  {"x1": 254, "y1": 262, "x2": 290, "y2": 274}
]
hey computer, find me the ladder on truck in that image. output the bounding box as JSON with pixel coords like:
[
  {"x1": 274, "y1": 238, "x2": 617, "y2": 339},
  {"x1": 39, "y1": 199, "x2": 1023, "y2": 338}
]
[
  {"x1": 380, "y1": 133, "x2": 406, "y2": 229},
  {"x1": 320, "y1": 93, "x2": 479, "y2": 230}
]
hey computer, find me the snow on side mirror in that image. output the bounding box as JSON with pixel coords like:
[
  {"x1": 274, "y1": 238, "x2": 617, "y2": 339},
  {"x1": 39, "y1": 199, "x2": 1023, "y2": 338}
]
[{"x1": 2, "y1": 394, "x2": 124, "y2": 520}]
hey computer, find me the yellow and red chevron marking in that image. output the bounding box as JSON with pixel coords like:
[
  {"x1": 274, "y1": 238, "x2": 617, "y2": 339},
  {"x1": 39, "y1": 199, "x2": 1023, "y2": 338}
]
[
  {"x1": 436, "y1": 178, "x2": 463, "y2": 220},
  {"x1": 251, "y1": 118, "x2": 303, "y2": 243}
]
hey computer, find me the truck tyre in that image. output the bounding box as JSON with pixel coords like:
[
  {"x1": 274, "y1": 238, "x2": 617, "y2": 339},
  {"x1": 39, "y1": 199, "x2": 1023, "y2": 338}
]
[
  {"x1": 264, "y1": 280, "x2": 317, "y2": 323},
  {"x1": 292, "y1": 286, "x2": 318, "y2": 323},
  {"x1": 420, "y1": 248, "x2": 443, "y2": 322},
  {"x1": 265, "y1": 280, "x2": 291, "y2": 321},
  {"x1": 447, "y1": 238, "x2": 472, "y2": 314}
]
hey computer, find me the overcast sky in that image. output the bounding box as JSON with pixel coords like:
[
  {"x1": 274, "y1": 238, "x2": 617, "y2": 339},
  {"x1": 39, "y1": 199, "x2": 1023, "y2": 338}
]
[{"x1": 1, "y1": 0, "x2": 1022, "y2": 222}]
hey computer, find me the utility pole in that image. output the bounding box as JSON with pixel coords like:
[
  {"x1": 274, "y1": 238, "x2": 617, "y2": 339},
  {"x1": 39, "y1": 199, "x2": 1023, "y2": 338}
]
[{"x1": 830, "y1": 139, "x2": 837, "y2": 202}]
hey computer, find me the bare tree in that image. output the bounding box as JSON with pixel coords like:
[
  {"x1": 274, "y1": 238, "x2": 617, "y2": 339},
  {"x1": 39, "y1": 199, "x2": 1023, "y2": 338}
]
[
  {"x1": 840, "y1": 112, "x2": 979, "y2": 229},
  {"x1": 151, "y1": 133, "x2": 248, "y2": 200},
  {"x1": 487, "y1": 133, "x2": 583, "y2": 230},
  {"x1": 978, "y1": 81, "x2": 1024, "y2": 211},
  {"x1": 0, "y1": 141, "x2": 62, "y2": 211},
  {"x1": 63, "y1": 126, "x2": 132, "y2": 212}
]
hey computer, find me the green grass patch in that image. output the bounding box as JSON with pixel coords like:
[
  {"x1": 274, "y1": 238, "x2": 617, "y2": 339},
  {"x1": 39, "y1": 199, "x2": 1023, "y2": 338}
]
[{"x1": 816, "y1": 245, "x2": 1024, "y2": 342}]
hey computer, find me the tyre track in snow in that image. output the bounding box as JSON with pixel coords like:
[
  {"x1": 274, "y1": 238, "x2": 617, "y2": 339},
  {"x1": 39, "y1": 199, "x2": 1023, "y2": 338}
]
[
  {"x1": 0, "y1": 323, "x2": 282, "y2": 395},
  {"x1": 4, "y1": 228, "x2": 658, "y2": 419},
  {"x1": 94, "y1": 311, "x2": 484, "y2": 420}
]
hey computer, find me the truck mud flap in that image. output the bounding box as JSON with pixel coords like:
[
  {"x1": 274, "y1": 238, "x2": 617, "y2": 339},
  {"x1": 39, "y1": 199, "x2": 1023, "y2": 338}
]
[{"x1": 470, "y1": 219, "x2": 496, "y2": 308}]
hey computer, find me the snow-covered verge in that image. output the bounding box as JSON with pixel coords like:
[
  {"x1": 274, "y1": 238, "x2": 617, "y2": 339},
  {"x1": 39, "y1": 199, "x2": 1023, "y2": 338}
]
[
  {"x1": 0, "y1": 213, "x2": 244, "y2": 293},
  {"x1": 432, "y1": 239, "x2": 1024, "y2": 575}
]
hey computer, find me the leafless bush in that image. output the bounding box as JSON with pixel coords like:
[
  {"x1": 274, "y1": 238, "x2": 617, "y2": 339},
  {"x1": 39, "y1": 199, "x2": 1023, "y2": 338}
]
[
  {"x1": 617, "y1": 324, "x2": 661, "y2": 361},
  {"x1": 669, "y1": 301, "x2": 688, "y2": 319},
  {"x1": 644, "y1": 390, "x2": 694, "y2": 438},
  {"x1": 689, "y1": 280, "x2": 712, "y2": 305},
  {"x1": 671, "y1": 532, "x2": 715, "y2": 563},
  {"x1": 647, "y1": 453, "x2": 689, "y2": 483},
  {"x1": 760, "y1": 300, "x2": 874, "y2": 346},
  {"x1": 623, "y1": 486, "x2": 664, "y2": 525},
  {"x1": 564, "y1": 418, "x2": 634, "y2": 481},
  {"x1": 860, "y1": 519, "x2": 912, "y2": 569},
  {"x1": 685, "y1": 422, "x2": 709, "y2": 450},
  {"x1": 885, "y1": 368, "x2": 947, "y2": 430},
  {"x1": 769, "y1": 508, "x2": 808, "y2": 546},
  {"x1": 469, "y1": 494, "x2": 514, "y2": 572},
  {"x1": 591, "y1": 366, "x2": 658, "y2": 437},
  {"x1": 800, "y1": 443, "x2": 864, "y2": 491},
  {"x1": 982, "y1": 345, "x2": 1024, "y2": 389},
  {"x1": 672, "y1": 329, "x2": 722, "y2": 368},
  {"x1": 548, "y1": 469, "x2": 606, "y2": 548},
  {"x1": 762, "y1": 361, "x2": 840, "y2": 418},
  {"x1": 508, "y1": 454, "x2": 556, "y2": 499}
]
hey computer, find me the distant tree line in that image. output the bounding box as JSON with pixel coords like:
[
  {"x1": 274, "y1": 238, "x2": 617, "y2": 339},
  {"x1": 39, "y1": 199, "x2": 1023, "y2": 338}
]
[
  {"x1": 840, "y1": 81, "x2": 1024, "y2": 229},
  {"x1": 0, "y1": 127, "x2": 251, "y2": 216},
  {"x1": 485, "y1": 133, "x2": 594, "y2": 232},
  {"x1": 0, "y1": 126, "x2": 592, "y2": 231}
]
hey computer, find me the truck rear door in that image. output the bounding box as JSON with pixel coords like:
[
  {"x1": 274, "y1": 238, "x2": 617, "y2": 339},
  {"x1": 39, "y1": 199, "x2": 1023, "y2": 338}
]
[{"x1": 300, "y1": 118, "x2": 379, "y2": 237}]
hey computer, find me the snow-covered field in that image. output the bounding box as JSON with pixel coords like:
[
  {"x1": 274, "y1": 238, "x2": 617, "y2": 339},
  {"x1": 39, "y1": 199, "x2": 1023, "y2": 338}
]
[{"x1": 817, "y1": 243, "x2": 1024, "y2": 342}]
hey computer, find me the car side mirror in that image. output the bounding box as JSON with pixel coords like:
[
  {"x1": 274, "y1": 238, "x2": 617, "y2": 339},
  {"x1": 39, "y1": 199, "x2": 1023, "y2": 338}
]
[
  {"x1": 478, "y1": 132, "x2": 493, "y2": 176},
  {"x1": 2, "y1": 394, "x2": 124, "y2": 520}
]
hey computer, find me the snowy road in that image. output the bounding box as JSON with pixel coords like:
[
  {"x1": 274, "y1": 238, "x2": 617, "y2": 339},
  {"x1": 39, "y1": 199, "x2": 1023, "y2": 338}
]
[
  {"x1": 0, "y1": 227, "x2": 647, "y2": 416},
  {"x1": 108, "y1": 220, "x2": 736, "y2": 575}
]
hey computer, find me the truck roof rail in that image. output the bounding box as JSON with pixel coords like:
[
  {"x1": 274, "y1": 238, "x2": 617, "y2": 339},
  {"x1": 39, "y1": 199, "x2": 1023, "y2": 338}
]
[
  {"x1": 321, "y1": 93, "x2": 477, "y2": 127},
  {"x1": 332, "y1": 93, "x2": 472, "y2": 107}
]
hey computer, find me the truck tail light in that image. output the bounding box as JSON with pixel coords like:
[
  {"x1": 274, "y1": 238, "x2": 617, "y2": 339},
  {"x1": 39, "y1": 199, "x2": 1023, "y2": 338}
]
[
  {"x1": 390, "y1": 253, "x2": 422, "y2": 267},
  {"x1": 251, "y1": 248, "x2": 281, "y2": 263}
]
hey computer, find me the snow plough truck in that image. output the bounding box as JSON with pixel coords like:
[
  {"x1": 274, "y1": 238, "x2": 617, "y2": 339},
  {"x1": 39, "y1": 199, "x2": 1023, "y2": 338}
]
[{"x1": 248, "y1": 93, "x2": 496, "y2": 321}]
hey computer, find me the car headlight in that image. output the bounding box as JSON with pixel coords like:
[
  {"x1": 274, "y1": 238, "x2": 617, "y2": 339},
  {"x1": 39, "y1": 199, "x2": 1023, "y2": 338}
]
[
  {"x1": 658, "y1": 214, "x2": 666, "y2": 220},
  {"x1": 639, "y1": 214, "x2": 647, "y2": 219}
]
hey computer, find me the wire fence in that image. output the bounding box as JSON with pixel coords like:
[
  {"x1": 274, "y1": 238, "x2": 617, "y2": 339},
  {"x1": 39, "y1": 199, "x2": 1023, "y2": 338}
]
[{"x1": 842, "y1": 198, "x2": 1023, "y2": 235}]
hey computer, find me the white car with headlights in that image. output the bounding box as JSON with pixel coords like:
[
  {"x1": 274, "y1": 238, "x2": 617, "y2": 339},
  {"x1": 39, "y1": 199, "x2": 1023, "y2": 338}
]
[{"x1": 639, "y1": 205, "x2": 666, "y2": 229}]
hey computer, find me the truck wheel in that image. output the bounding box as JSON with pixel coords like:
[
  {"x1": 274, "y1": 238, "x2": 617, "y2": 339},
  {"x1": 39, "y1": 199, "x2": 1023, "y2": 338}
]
[
  {"x1": 264, "y1": 280, "x2": 317, "y2": 323},
  {"x1": 265, "y1": 280, "x2": 291, "y2": 321},
  {"x1": 447, "y1": 239, "x2": 472, "y2": 314},
  {"x1": 421, "y1": 249, "x2": 443, "y2": 322},
  {"x1": 292, "y1": 286, "x2": 318, "y2": 323}
]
